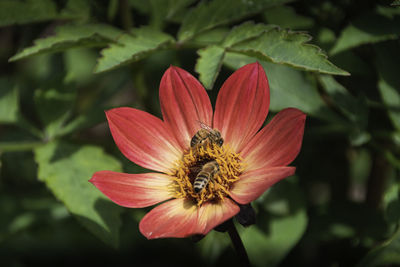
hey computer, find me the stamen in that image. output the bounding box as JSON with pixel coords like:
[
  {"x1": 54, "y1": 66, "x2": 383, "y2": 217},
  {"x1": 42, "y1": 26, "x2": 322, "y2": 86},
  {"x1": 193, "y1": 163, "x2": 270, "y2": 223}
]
[{"x1": 171, "y1": 143, "x2": 243, "y2": 206}]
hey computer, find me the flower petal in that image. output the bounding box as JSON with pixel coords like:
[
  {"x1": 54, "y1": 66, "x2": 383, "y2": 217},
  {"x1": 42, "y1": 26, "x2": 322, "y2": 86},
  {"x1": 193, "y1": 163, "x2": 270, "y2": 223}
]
[
  {"x1": 213, "y1": 62, "x2": 270, "y2": 152},
  {"x1": 90, "y1": 171, "x2": 174, "y2": 208},
  {"x1": 241, "y1": 108, "x2": 306, "y2": 170},
  {"x1": 229, "y1": 166, "x2": 296, "y2": 204},
  {"x1": 139, "y1": 198, "x2": 239, "y2": 239},
  {"x1": 160, "y1": 66, "x2": 213, "y2": 150},
  {"x1": 197, "y1": 198, "x2": 240, "y2": 235},
  {"x1": 106, "y1": 107, "x2": 181, "y2": 173}
]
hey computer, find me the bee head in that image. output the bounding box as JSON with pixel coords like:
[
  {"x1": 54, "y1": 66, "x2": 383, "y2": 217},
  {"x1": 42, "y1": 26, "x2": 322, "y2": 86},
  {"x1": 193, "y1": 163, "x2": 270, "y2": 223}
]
[
  {"x1": 218, "y1": 138, "x2": 224, "y2": 146},
  {"x1": 213, "y1": 130, "x2": 223, "y2": 146}
]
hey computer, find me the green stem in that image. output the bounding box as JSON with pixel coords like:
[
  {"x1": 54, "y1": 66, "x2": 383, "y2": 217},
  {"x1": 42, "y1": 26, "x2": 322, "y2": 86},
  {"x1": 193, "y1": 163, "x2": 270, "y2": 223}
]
[
  {"x1": 119, "y1": 0, "x2": 133, "y2": 30},
  {"x1": 0, "y1": 141, "x2": 44, "y2": 152},
  {"x1": 227, "y1": 219, "x2": 251, "y2": 267}
]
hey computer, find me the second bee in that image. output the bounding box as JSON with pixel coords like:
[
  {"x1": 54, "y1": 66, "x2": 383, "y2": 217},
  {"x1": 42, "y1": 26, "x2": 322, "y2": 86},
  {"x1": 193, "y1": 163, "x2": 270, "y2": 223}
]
[{"x1": 193, "y1": 160, "x2": 220, "y2": 193}]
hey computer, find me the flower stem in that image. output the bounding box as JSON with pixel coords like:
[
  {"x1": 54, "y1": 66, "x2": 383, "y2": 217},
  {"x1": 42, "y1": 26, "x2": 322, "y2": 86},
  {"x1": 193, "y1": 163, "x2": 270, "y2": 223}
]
[{"x1": 226, "y1": 219, "x2": 251, "y2": 267}]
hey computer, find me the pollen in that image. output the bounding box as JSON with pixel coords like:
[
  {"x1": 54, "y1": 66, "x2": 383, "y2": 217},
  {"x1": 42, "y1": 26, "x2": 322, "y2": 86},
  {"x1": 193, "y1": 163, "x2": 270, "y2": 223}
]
[{"x1": 169, "y1": 143, "x2": 244, "y2": 206}]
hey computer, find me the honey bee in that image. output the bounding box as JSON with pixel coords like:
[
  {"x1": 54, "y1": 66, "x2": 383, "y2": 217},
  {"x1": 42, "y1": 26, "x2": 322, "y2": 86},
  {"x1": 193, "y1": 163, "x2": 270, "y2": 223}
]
[
  {"x1": 190, "y1": 121, "x2": 224, "y2": 148},
  {"x1": 193, "y1": 160, "x2": 220, "y2": 193}
]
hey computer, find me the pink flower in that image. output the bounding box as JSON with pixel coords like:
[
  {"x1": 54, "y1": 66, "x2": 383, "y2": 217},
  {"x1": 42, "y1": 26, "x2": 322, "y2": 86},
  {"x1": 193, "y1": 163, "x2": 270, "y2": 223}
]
[{"x1": 90, "y1": 62, "x2": 306, "y2": 239}]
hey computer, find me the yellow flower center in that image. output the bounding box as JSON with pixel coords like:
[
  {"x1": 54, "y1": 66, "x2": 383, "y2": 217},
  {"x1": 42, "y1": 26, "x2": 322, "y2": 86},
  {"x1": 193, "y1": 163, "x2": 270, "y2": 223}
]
[{"x1": 169, "y1": 143, "x2": 244, "y2": 206}]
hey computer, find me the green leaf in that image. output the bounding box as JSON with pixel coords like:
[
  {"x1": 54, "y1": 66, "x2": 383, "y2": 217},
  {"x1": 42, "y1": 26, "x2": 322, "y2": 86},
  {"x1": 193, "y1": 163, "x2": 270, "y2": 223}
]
[
  {"x1": 59, "y1": 0, "x2": 91, "y2": 21},
  {"x1": 316, "y1": 27, "x2": 336, "y2": 51},
  {"x1": 149, "y1": 0, "x2": 196, "y2": 29},
  {"x1": 375, "y1": 43, "x2": 400, "y2": 131},
  {"x1": 190, "y1": 27, "x2": 230, "y2": 46},
  {"x1": 222, "y1": 22, "x2": 274, "y2": 48},
  {"x1": 34, "y1": 141, "x2": 123, "y2": 247},
  {"x1": 163, "y1": 0, "x2": 197, "y2": 20},
  {"x1": 223, "y1": 53, "x2": 343, "y2": 122},
  {"x1": 0, "y1": 0, "x2": 57, "y2": 27},
  {"x1": 393, "y1": 0, "x2": 400, "y2": 6},
  {"x1": 63, "y1": 48, "x2": 98, "y2": 84},
  {"x1": 34, "y1": 88, "x2": 76, "y2": 140},
  {"x1": 129, "y1": 0, "x2": 151, "y2": 14},
  {"x1": 9, "y1": 24, "x2": 123, "y2": 62},
  {"x1": 386, "y1": 150, "x2": 400, "y2": 171},
  {"x1": 177, "y1": 0, "x2": 292, "y2": 41},
  {"x1": 0, "y1": 0, "x2": 91, "y2": 27},
  {"x1": 241, "y1": 178, "x2": 308, "y2": 267},
  {"x1": 331, "y1": 13, "x2": 400, "y2": 55},
  {"x1": 318, "y1": 75, "x2": 368, "y2": 128},
  {"x1": 357, "y1": 227, "x2": 400, "y2": 267},
  {"x1": 56, "y1": 106, "x2": 106, "y2": 137},
  {"x1": 383, "y1": 183, "x2": 400, "y2": 224},
  {"x1": 95, "y1": 27, "x2": 174, "y2": 73},
  {"x1": 318, "y1": 75, "x2": 370, "y2": 145},
  {"x1": 377, "y1": 5, "x2": 400, "y2": 19},
  {"x1": 195, "y1": 46, "x2": 225, "y2": 89},
  {"x1": 0, "y1": 78, "x2": 18, "y2": 124},
  {"x1": 229, "y1": 27, "x2": 349, "y2": 76},
  {"x1": 378, "y1": 80, "x2": 400, "y2": 131},
  {"x1": 264, "y1": 5, "x2": 314, "y2": 29}
]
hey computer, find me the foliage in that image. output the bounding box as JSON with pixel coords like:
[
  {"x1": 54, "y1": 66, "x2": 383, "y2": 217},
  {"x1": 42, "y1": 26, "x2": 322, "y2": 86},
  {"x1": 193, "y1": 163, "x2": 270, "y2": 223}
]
[
  {"x1": 1, "y1": 0, "x2": 400, "y2": 266},
  {"x1": 35, "y1": 141, "x2": 123, "y2": 247}
]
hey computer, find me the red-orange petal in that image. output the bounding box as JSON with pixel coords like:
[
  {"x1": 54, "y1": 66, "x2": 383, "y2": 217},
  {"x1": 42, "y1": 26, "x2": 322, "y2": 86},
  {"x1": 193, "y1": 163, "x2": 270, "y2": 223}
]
[
  {"x1": 159, "y1": 66, "x2": 213, "y2": 150},
  {"x1": 241, "y1": 108, "x2": 306, "y2": 170},
  {"x1": 229, "y1": 166, "x2": 296, "y2": 204},
  {"x1": 213, "y1": 62, "x2": 270, "y2": 153},
  {"x1": 106, "y1": 107, "x2": 181, "y2": 173},
  {"x1": 197, "y1": 198, "x2": 240, "y2": 234},
  {"x1": 139, "y1": 198, "x2": 239, "y2": 239},
  {"x1": 90, "y1": 171, "x2": 174, "y2": 208}
]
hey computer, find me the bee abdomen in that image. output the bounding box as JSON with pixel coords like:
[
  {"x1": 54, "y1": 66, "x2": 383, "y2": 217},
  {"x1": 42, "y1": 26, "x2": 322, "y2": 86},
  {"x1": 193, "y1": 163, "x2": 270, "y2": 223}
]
[
  {"x1": 193, "y1": 161, "x2": 219, "y2": 194},
  {"x1": 193, "y1": 174, "x2": 210, "y2": 193}
]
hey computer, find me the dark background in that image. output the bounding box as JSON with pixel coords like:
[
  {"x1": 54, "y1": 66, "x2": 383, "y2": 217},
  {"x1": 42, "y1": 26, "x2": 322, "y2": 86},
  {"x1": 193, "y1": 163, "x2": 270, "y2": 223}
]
[{"x1": 1, "y1": 0, "x2": 400, "y2": 266}]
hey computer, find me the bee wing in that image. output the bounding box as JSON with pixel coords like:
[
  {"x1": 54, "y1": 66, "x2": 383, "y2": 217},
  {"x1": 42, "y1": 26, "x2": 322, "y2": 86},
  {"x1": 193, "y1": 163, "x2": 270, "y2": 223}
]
[{"x1": 197, "y1": 120, "x2": 213, "y2": 131}]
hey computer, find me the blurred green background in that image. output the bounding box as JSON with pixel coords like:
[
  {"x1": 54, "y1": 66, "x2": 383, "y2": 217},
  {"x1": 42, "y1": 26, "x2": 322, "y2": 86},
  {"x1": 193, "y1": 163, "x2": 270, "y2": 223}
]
[{"x1": 1, "y1": 0, "x2": 400, "y2": 266}]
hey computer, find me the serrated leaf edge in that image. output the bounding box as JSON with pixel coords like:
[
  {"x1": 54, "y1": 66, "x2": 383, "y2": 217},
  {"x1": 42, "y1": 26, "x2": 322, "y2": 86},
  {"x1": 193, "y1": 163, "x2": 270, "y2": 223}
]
[
  {"x1": 94, "y1": 33, "x2": 175, "y2": 73},
  {"x1": 9, "y1": 25, "x2": 122, "y2": 62},
  {"x1": 229, "y1": 26, "x2": 350, "y2": 76}
]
